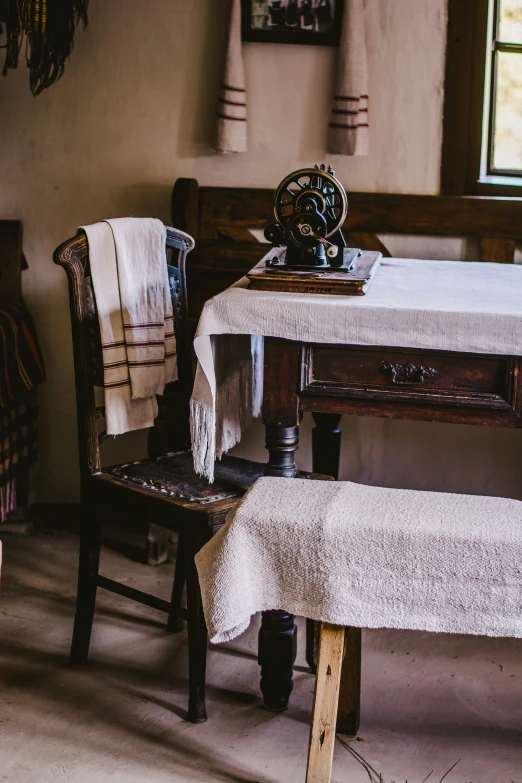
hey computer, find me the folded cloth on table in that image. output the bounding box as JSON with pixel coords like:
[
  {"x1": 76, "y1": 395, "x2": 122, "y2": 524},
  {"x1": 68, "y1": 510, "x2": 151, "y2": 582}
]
[
  {"x1": 190, "y1": 257, "x2": 522, "y2": 481},
  {"x1": 81, "y1": 218, "x2": 175, "y2": 435},
  {"x1": 0, "y1": 303, "x2": 45, "y2": 521},
  {"x1": 196, "y1": 476, "x2": 522, "y2": 644}
]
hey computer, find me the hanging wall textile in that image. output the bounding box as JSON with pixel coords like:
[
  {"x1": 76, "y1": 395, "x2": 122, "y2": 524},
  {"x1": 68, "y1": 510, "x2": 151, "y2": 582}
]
[
  {"x1": 0, "y1": 0, "x2": 89, "y2": 95},
  {"x1": 327, "y1": 0, "x2": 369, "y2": 156},
  {"x1": 216, "y1": 0, "x2": 248, "y2": 154},
  {"x1": 218, "y1": 0, "x2": 368, "y2": 156},
  {"x1": 0, "y1": 303, "x2": 45, "y2": 521}
]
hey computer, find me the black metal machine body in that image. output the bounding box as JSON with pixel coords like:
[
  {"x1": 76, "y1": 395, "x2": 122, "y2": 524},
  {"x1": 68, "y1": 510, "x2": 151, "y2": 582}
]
[{"x1": 264, "y1": 164, "x2": 360, "y2": 271}]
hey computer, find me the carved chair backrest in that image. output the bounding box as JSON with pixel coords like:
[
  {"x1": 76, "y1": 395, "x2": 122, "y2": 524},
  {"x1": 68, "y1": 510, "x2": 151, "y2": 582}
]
[{"x1": 53, "y1": 227, "x2": 195, "y2": 478}]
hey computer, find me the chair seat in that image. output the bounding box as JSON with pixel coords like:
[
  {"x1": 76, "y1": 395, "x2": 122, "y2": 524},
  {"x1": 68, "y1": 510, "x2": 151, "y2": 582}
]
[{"x1": 104, "y1": 452, "x2": 268, "y2": 506}]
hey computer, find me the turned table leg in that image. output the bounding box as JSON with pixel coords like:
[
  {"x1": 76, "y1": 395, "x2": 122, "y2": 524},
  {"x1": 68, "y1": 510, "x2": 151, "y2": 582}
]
[
  {"x1": 259, "y1": 338, "x2": 300, "y2": 712},
  {"x1": 259, "y1": 609, "x2": 297, "y2": 711},
  {"x1": 259, "y1": 422, "x2": 299, "y2": 710}
]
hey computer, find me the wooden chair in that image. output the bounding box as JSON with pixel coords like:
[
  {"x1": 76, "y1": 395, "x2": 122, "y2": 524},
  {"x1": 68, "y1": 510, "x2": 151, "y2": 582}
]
[{"x1": 53, "y1": 226, "x2": 273, "y2": 723}]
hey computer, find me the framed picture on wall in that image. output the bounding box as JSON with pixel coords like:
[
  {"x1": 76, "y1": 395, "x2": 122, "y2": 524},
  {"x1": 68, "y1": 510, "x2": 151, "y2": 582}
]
[{"x1": 241, "y1": 0, "x2": 344, "y2": 46}]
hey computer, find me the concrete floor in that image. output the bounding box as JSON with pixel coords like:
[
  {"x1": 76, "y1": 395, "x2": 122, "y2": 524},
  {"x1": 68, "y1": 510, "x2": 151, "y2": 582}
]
[{"x1": 0, "y1": 531, "x2": 520, "y2": 783}]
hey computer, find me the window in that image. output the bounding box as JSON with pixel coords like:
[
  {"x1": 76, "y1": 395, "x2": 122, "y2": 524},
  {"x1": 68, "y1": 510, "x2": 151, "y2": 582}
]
[
  {"x1": 441, "y1": 0, "x2": 522, "y2": 195},
  {"x1": 487, "y1": 0, "x2": 522, "y2": 175}
]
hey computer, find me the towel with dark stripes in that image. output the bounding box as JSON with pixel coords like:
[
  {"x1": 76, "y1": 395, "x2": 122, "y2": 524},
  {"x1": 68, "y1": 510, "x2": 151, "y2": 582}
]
[
  {"x1": 217, "y1": 0, "x2": 369, "y2": 157},
  {"x1": 216, "y1": 0, "x2": 247, "y2": 154},
  {"x1": 327, "y1": 0, "x2": 369, "y2": 156}
]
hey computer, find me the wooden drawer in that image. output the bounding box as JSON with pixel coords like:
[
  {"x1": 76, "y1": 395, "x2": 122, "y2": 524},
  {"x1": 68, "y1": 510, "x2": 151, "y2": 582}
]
[{"x1": 300, "y1": 344, "x2": 518, "y2": 410}]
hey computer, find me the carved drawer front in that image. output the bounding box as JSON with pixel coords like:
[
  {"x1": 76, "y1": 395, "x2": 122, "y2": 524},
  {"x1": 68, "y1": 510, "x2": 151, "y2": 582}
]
[{"x1": 301, "y1": 345, "x2": 517, "y2": 409}]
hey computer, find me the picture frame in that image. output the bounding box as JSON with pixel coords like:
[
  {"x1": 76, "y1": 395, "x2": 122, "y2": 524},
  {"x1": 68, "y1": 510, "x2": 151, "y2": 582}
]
[{"x1": 241, "y1": 0, "x2": 344, "y2": 47}]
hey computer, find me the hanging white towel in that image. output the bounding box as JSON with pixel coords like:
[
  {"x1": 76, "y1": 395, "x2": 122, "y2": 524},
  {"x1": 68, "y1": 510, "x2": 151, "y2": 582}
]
[
  {"x1": 82, "y1": 218, "x2": 174, "y2": 436},
  {"x1": 327, "y1": 0, "x2": 369, "y2": 156},
  {"x1": 216, "y1": 0, "x2": 247, "y2": 154},
  {"x1": 217, "y1": 0, "x2": 368, "y2": 157}
]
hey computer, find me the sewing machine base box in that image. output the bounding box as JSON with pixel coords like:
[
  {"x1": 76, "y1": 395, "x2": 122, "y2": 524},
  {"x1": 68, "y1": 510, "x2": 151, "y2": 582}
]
[{"x1": 247, "y1": 248, "x2": 382, "y2": 296}]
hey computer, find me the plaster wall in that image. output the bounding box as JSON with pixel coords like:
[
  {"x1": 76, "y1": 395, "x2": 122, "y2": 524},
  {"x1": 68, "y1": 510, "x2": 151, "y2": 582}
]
[{"x1": 3, "y1": 0, "x2": 520, "y2": 504}]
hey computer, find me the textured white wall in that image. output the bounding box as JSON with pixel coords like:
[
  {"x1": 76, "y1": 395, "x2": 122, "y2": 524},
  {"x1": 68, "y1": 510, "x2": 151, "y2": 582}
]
[{"x1": 4, "y1": 0, "x2": 517, "y2": 505}]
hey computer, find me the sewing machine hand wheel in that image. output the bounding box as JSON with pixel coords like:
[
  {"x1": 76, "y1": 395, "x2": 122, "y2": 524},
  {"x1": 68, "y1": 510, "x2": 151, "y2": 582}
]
[{"x1": 273, "y1": 167, "x2": 348, "y2": 244}]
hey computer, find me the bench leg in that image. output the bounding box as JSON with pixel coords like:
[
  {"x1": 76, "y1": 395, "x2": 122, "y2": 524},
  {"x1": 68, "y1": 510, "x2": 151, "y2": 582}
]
[
  {"x1": 306, "y1": 617, "x2": 319, "y2": 674},
  {"x1": 337, "y1": 627, "x2": 362, "y2": 736},
  {"x1": 306, "y1": 623, "x2": 346, "y2": 783}
]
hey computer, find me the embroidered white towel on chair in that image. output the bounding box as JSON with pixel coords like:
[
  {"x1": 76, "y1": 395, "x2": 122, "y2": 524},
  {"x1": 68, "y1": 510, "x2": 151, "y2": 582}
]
[
  {"x1": 216, "y1": 0, "x2": 247, "y2": 154},
  {"x1": 81, "y1": 218, "x2": 176, "y2": 435},
  {"x1": 216, "y1": 0, "x2": 368, "y2": 156},
  {"x1": 327, "y1": 0, "x2": 369, "y2": 156}
]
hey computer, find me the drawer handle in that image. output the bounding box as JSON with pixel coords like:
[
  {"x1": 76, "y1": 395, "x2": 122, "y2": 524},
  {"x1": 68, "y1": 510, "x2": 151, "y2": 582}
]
[{"x1": 379, "y1": 361, "x2": 438, "y2": 385}]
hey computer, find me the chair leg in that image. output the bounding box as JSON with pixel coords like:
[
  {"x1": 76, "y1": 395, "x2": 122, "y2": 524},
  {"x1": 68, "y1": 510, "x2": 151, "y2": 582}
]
[
  {"x1": 167, "y1": 533, "x2": 186, "y2": 633},
  {"x1": 185, "y1": 532, "x2": 208, "y2": 723},
  {"x1": 70, "y1": 512, "x2": 101, "y2": 665},
  {"x1": 305, "y1": 623, "x2": 346, "y2": 783}
]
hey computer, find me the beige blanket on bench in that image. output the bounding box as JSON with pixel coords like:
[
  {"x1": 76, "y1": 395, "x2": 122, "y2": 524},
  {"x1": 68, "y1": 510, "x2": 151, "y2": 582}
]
[{"x1": 196, "y1": 477, "x2": 522, "y2": 644}]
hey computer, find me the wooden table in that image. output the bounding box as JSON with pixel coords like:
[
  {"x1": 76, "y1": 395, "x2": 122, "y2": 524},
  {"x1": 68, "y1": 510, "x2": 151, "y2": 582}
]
[{"x1": 259, "y1": 336, "x2": 522, "y2": 733}]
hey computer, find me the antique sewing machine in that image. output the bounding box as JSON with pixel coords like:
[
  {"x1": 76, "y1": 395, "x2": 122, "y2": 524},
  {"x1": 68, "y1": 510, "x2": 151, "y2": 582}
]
[{"x1": 248, "y1": 165, "x2": 381, "y2": 295}]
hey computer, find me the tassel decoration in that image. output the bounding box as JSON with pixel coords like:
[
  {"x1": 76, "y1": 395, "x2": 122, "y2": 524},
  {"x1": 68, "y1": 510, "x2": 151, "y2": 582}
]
[{"x1": 1, "y1": 0, "x2": 89, "y2": 95}]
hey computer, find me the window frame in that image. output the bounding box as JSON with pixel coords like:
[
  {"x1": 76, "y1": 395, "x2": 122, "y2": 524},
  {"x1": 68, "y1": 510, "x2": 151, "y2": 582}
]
[{"x1": 441, "y1": 0, "x2": 522, "y2": 195}]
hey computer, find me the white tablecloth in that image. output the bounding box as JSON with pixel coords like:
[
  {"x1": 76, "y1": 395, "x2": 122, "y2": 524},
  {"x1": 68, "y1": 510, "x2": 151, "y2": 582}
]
[{"x1": 191, "y1": 257, "x2": 522, "y2": 481}]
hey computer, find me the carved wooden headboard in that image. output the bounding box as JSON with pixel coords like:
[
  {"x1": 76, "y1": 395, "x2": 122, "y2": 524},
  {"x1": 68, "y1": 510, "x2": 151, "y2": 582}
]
[
  {"x1": 171, "y1": 179, "x2": 522, "y2": 332},
  {"x1": 0, "y1": 220, "x2": 24, "y2": 304}
]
